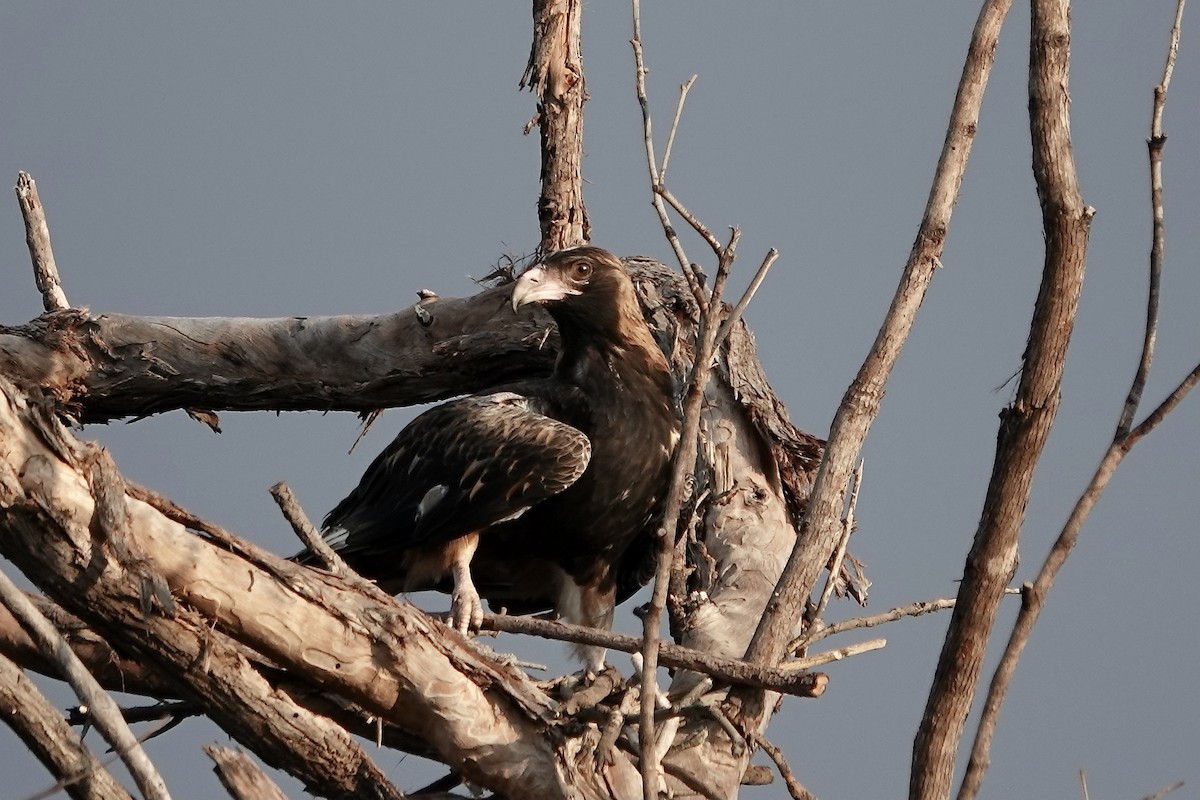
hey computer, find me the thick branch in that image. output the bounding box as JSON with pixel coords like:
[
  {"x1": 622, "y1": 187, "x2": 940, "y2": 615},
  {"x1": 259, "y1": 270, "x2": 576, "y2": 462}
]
[
  {"x1": 0, "y1": 376, "x2": 653, "y2": 800},
  {"x1": 911, "y1": 3, "x2": 1092, "y2": 798},
  {"x1": 204, "y1": 746, "x2": 289, "y2": 800},
  {"x1": 0, "y1": 284, "x2": 553, "y2": 423}
]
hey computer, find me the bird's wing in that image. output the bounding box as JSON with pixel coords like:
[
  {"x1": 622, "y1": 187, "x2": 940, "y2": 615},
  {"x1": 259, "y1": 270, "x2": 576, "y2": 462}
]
[{"x1": 320, "y1": 392, "x2": 591, "y2": 558}]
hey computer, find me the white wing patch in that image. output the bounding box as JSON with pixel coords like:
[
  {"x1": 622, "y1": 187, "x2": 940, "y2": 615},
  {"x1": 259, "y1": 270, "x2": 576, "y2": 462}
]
[{"x1": 415, "y1": 484, "x2": 450, "y2": 521}]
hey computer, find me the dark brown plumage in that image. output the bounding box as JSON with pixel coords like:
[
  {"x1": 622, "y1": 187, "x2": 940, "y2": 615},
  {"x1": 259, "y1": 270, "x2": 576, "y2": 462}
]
[{"x1": 297, "y1": 246, "x2": 679, "y2": 672}]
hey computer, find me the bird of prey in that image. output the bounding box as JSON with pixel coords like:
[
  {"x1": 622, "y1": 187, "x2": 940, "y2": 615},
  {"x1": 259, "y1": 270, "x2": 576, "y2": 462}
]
[{"x1": 298, "y1": 246, "x2": 679, "y2": 672}]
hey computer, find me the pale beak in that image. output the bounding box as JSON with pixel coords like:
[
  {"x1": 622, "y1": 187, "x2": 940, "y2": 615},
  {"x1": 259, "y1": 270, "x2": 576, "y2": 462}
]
[{"x1": 511, "y1": 266, "x2": 581, "y2": 311}]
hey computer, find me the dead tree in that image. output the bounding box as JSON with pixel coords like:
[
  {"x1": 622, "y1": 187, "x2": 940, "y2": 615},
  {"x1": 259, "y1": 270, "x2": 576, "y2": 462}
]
[{"x1": 1, "y1": 2, "x2": 1196, "y2": 799}]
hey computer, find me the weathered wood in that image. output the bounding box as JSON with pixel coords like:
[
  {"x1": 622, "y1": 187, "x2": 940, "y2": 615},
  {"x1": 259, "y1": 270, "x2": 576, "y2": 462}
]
[
  {"x1": 204, "y1": 746, "x2": 289, "y2": 800},
  {"x1": 911, "y1": 2, "x2": 1091, "y2": 798},
  {"x1": 1, "y1": 262, "x2": 836, "y2": 798},
  {"x1": 0, "y1": 651, "x2": 134, "y2": 800},
  {"x1": 0, "y1": 283, "x2": 553, "y2": 423},
  {"x1": 522, "y1": 0, "x2": 589, "y2": 250}
]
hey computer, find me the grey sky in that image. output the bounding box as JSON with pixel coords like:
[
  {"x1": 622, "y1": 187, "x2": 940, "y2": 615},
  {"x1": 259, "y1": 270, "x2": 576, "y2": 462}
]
[{"x1": 2, "y1": 3, "x2": 1197, "y2": 798}]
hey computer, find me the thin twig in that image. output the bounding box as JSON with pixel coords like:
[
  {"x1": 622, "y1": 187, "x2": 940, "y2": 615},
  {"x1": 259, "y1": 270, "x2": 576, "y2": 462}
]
[
  {"x1": 656, "y1": 185, "x2": 724, "y2": 254},
  {"x1": 636, "y1": 234, "x2": 739, "y2": 798},
  {"x1": 1139, "y1": 780, "x2": 1185, "y2": 800},
  {"x1": 807, "y1": 459, "x2": 863, "y2": 634},
  {"x1": 484, "y1": 613, "x2": 823, "y2": 696},
  {"x1": 14, "y1": 171, "x2": 70, "y2": 312},
  {"x1": 713, "y1": 248, "x2": 780, "y2": 350},
  {"x1": 781, "y1": 638, "x2": 885, "y2": 673},
  {"x1": 1119, "y1": 0, "x2": 1186, "y2": 436},
  {"x1": 751, "y1": 731, "x2": 817, "y2": 800},
  {"x1": 1079, "y1": 769, "x2": 1090, "y2": 800},
  {"x1": 0, "y1": 567, "x2": 171, "y2": 800},
  {"x1": 269, "y1": 482, "x2": 345, "y2": 575},
  {"x1": 630, "y1": 1, "x2": 707, "y2": 311},
  {"x1": 796, "y1": 594, "x2": 1010, "y2": 651},
  {"x1": 660, "y1": 75, "x2": 697, "y2": 185}
]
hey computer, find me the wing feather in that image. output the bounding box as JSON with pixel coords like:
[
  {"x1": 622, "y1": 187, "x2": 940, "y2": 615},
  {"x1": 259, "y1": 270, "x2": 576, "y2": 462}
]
[{"x1": 320, "y1": 392, "x2": 590, "y2": 559}]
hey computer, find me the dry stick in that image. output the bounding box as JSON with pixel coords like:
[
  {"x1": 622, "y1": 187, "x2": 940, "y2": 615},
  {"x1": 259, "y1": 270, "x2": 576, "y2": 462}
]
[
  {"x1": 657, "y1": 185, "x2": 724, "y2": 255},
  {"x1": 1079, "y1": 770, "x2": 1090, "y2": 800},
  {"x1": 742, "y1": 0, "x2": 1014, "y2": 687},
  {"x1": 660, "y1": 75, "x2": 697, "y2": 185},
  {"x1": 269, "y1": 482, "x2": 344, "y2": 574},
  {"x1": 630, "y1": 0, "x2": 707, "y2": 312},
  {"x1": 1140, "y1": 781, "x2": 1186, "y2": 800},
  {"x1": 483, "y1": 614, "x2": 826, "y2": 696},
  {"x1": 1119, "y1": 0, "x2": 1186, "y2": 438},
  {"x1": 796, "y1": 594, "x2": 1014, "y2": 651},
  {"x1": 750, "y1": 731, "x2": 816, "y2": 800},
  {"x1": 0, "y1": 652, "x2": 134, "y2": 800},
  {"x1": 15, "y1": 172, "x2": 69, "y2": 312},
  {"x1": 807, "y1": 459, "x2": 864, "y2": 635},
  {"x1": 957, "y1": 8, "x2": 1193, "y2": 796},
  {"x1": 0, "y1": 567, "x2": 171, "y2": 800},
  {"x1": 204, "y1": 745, "x2": 289, "y2": 800},
  {"x1": 638, "y1": 237, "x2": 735, "y2": 800},
  {"x1": 713, "y1": 247, "x2": 780, "y2": 350}
]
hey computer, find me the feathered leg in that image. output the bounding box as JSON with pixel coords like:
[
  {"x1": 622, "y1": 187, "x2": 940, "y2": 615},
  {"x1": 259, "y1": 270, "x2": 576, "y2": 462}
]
[{"x1": 447, "y1": 534, "x2": 483, "y2": 634}]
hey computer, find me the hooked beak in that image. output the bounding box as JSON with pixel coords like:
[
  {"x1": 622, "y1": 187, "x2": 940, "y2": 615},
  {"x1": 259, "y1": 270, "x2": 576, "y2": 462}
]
[{"x1": 511, "y1": 266, "x2": 581, "y2": 312}]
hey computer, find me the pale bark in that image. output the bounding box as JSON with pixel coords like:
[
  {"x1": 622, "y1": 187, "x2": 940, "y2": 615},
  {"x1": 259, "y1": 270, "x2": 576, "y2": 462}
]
[{"x1": 204, "y1": 746, "x2": 290, "y2": 800}]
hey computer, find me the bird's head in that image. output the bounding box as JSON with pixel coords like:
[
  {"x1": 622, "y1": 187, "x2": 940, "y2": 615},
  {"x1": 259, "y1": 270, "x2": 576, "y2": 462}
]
[{"x1": 510, "y1": 246, "x2": 637, "y2": 339}]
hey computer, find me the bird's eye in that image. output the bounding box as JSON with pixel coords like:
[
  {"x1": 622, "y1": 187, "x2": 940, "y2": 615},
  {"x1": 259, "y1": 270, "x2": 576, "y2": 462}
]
[{"x1": 571, "y1": 261, "x2": 592, "y2": 281}]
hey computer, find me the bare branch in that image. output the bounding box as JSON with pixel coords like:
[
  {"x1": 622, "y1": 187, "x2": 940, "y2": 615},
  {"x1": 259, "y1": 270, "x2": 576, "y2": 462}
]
[
  {"x1": 660, "y1": 75, "x2": 697, "y2": 184},
  {"x1": 1139, "y1": 780, "x2": 1186, "y2": 800},
  {"x1": 713, "y1": 247, "x2": 779, "y2": 350},
  {"x1": 656, "y1": 185, "x2": 724, "y2": 255},
  {"x1": 638, "y1": 240, "x2": 735, "y2": 799},
  {"x1": 0, "y1": 652, "x2": 133, "y2": 800},
  {"x1": 741, "y1": 0, "x2": 1016, "y2": 689},
  {"x1": 751, "y1": 731, "x2": 816, "y2": 800},
  {"x1": 0, "y1": 567, "x2": 170, "y2": 800},
  {"x1": 523, "y1": 0, "x2": 589, "y2": 251},
  {"x1": 807, "y1": 459, "x2": 863, "y2": 633},
  {"x1": 14, "y1": 172, "x2": 69, "y2": 312},
  {"x1": 1119, "y1": 0, "x2": 1186, "y2": 436},
  {"x1": 483, "y1": 614, "x2": 826, "y2": 697},
  {"x1": 630, "y1": 0, "x2": 708, "y2": 310},
  {"x1": 958, "y1": 7, "x2": 1190, "y2": 799}
]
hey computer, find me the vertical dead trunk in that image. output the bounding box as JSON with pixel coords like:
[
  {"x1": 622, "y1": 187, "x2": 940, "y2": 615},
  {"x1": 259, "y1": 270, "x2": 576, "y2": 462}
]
[
  {"x1": 522, "y1": 0, "x2": 590, "y2": 251},
  {"x1": 909, "y1": 2, "x2": 1092, "y2": 798}
]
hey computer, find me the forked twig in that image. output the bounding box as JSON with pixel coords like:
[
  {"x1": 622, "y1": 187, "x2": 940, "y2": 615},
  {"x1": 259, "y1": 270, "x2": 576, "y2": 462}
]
[{"x1": 660, "y1": 75, "x2": 697, "y2": 184}]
